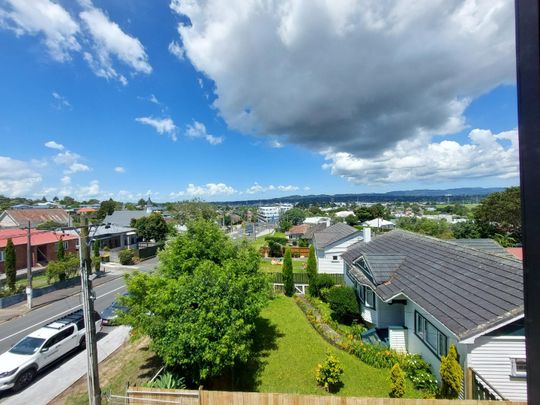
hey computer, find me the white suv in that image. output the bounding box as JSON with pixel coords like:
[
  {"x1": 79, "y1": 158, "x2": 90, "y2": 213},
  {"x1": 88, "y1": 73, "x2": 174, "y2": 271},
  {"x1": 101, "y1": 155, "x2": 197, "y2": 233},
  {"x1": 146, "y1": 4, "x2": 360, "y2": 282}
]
[{"x1": 0, "y1": 309, "x2": 102, "y2": 392}]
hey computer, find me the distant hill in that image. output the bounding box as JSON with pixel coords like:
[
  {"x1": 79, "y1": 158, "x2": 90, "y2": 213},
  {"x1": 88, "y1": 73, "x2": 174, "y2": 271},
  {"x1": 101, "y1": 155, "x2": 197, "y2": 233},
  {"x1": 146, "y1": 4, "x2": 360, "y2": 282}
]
[{"x1": 220, "y1": 187, "x2": 506, "y2": 205}]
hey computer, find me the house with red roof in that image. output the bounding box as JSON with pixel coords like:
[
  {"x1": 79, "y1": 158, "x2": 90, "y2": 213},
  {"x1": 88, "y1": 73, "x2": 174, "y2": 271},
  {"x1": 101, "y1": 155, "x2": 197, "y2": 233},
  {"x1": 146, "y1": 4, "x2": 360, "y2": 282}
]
[{"x1": 0, "y1": 229, "x2": 78, "y2": 273}]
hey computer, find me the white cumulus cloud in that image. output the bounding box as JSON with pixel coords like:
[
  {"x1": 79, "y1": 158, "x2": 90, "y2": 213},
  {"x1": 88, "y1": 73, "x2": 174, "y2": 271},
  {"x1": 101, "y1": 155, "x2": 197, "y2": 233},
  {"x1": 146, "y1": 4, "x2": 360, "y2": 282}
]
[
  {"x1": 66, "y1": 162, "x2": 90, "y2": 174},
  {"x1": 168, "y1": 40, "x2": 185, "y2": 60},
  {"x1": 185, "y1": 121, "x2": 223, "y2": 145},
  {"x1": 170, "y1": 183, "x2": 237, "y2": 199},
  {"x1": 136, "y1": 116, "x2": 177, "y2": 141},
  {"x1": 323, "y1": 128, "x2": 519, "y2": 184},
  {"x1": 45, "y1": 140, "x2": 64, "y2": 150},
  {"x1": 114, "y1": 166, "x2": 125, "y2": 173},
  {"x1": 0, "y1": 0, "x2": 80, "y2": 62},
  {"x1": 245, "y1": 183, "x2": 300, "y2": 194},
  {"x1": 0, "y1": 156, "x2": 42, "y2": 197}
]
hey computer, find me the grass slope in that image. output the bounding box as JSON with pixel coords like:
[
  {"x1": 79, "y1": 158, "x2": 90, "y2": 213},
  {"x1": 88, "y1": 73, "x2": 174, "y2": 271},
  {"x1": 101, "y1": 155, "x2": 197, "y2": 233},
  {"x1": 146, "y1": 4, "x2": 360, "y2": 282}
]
[{"x1": 250, "y1": 296, "x2": 421, "y2": 398}]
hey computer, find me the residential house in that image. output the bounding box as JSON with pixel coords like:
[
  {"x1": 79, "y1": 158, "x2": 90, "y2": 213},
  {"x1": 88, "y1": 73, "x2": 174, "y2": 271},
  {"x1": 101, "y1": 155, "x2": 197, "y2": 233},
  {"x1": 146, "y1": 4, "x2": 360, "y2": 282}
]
[
  {"x1": 303, "y1": 216, "x2": 331, "y2": 226},
  {"x1": 303, "y1": 223, "x2": 328, "y2": 244},
  {"x1": 92, "y1": 224, "x2": 138, "y2": 250},
  {"x1": 0, "y1": 229, "x2": 78, "y2": 273},
  {"x1": 313, "y1": 223, "x2": 363, "y2": 274},
  {"x1": 0, "y1": 208, "x2": 71, "y2": 229},
  {"x1": 361, "y1": 218, "x2": 395, "y2": 229},
  {"x1": 286, "y1": 224, "x2": 311, "y2": 241},
  {"x1": 342, "y1": 229, "x2": 525, "y2": 401}
]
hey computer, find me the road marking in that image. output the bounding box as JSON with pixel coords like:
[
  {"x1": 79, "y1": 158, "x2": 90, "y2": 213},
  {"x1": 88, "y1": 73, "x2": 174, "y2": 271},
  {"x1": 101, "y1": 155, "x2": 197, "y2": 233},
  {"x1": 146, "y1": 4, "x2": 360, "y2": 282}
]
[{"x1": 0, "y1": 285, "x2": 126, "y2": 344}]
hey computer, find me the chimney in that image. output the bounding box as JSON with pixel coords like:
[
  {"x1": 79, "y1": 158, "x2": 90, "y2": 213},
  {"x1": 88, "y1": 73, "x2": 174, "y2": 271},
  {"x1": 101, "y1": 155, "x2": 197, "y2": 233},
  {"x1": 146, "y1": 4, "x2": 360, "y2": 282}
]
[{"x1": 363, "y1": 227, "x2": 371, "y2": 243}]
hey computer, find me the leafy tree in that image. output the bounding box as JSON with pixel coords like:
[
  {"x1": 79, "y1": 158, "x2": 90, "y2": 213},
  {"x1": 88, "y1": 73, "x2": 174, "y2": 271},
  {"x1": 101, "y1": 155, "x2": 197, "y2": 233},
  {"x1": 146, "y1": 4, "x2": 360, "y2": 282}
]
[
  {"x1": 389, "y1": 363, "x2": 405, "y2": 398},
  {"x1": 118, "y1": 248, "x2": 134, "y2": 265},
  {"x1": 369, "y1": 203, "x2": 390, "y2": 220},
  {"x1": 396, "y1": 217, "x2": 453, "y2": 239},
  {"x1": 60, "y1": 196, "x2": 77, "y2": 207},
  {"x1": 345, "y1": 214, "x2": 357, "y2": 226},
  {"x1": 5, "y1": 239, "x2": 16, "y2": 291},
  {"x1": 278, "y1": 208, "x2": 306, "y2": 232},
  {"x1": 306, "y1": 245, "x2": 318, "y2": 296},
  {"x1": 56, "y1": 239, "x2": 65, "y2": 261},
  {"x1": 312, "y1": 274, "x2": 336, "y2": 298},
  {"x1": 124, "y1": 202, "x2": 137, "y2": 210},
  {"x1": 452, "y1": 220, "x2": 481, "y2": 239},
  {"x1": 354, "y1": 207, "x2": 373, "y2": 223},
  {"x1": 97, "y1": 198, "x2": 117, "y2": 220},
  {"x1": 474, "y1": 187, "x2": 521, "y2": 241},
  {"x1": 282, "y1": 248, "x2": 294, "y2": 296},
  {"x1": 36, "y1": 220, "x2": 64, "y2": 230},
  {"x1": 53, "y1": 196, "x2": 59, "y2": 202},
  {"x1": 315, "y1": 352, "x2": 344, "y2": 392},
  {"x1": 170, "y1": 199, "x2": 217, "y2": 225},
  {"x1": 93, "y1": 240, "x2": 100, "y2": 257},
  {"x1": 132, "y1": 212, "x2": 169, "y2": 242},
  {"x1": 93, "y1": 240, "x2": 101, "y2": 272},
  {"x1": 120, "y1": 219, "x2": 268, "y2": 385},
  {"x1": 439, "y1": 345, "x2": 463, "y2": 399},
  {"x1": 137, "y1": 198, "x2": 146, "y2": 207}
]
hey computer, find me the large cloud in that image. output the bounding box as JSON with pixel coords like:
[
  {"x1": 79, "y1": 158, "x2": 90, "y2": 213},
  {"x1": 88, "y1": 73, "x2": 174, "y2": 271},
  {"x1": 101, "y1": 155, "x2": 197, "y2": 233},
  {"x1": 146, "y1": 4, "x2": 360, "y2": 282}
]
[
  {"x1": 324, "y1": 128, "x2": 519, "y2": 184},
  {"x1": 171, "y1": 0, "x2": 516, "y2": 181},
  {"x1": 0, "y1": 156, "x2": 42, "y2": 197}
]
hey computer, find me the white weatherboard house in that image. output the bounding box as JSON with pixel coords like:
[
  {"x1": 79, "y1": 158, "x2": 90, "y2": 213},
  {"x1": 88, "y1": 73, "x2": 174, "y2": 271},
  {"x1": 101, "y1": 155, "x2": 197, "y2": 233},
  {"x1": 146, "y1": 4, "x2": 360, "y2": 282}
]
[
  {"x1": 313, "y1": 223, "x2": 363, "y2": 274},
  {"x1": 342, "y1": 230, "x2": 525, "y2": 401}
]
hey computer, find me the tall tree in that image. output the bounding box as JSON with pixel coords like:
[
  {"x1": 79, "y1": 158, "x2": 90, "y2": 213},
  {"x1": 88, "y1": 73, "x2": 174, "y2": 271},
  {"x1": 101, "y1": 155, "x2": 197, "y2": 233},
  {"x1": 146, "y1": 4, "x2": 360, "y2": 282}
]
[
  {"x1": 56, "y1": 239, "x2": 65, "y2": 261},
  {"x1": 5, "y1": 239, "x2": 16, "y2": 291},
  {"x1": 282, "y1": 247, "x2": 294, "y2": 296},
  {"x1": 97, "y1": 198, "x2": 117, "y2": 220},
  {"x1": 132, "y1": 213, "x2": 169, "y2": 242},
  {"x1": 120, "y1": 219, "x2": 268, "y2": 385},
  {"x1": 278, "y1": 208, "x2": 306, "y2": 232},
  {"x1": 474, "y1": 187, "x2": 521, "y2": 241},
  {"x1": 171, "y1": 199, "x2": 217, "y2": 225},
  {"x1": 306, "y1": 245, "x2": 318, "y2": 296}
]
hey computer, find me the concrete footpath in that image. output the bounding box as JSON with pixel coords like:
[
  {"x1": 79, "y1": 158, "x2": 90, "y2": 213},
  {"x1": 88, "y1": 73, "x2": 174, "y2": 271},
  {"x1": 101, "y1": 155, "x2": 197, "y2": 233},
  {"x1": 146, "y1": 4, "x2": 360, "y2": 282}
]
[{"x1": 2, "y1": 326, "x2": 131, "y2": 405}]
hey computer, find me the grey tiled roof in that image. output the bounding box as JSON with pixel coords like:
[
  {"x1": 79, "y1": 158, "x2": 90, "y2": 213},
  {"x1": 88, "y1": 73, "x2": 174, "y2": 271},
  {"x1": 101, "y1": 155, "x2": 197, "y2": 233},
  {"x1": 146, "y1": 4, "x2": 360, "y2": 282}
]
[
  {"x1": 313, "y1": 223, "x2": 360, "y2": 250},
  {"x1": 343, "y1": 230, "x2": 523, "y2": 340},
  {"x1": 304, "y1": 223, "x2": 327, "y2": 240},
  {"x1": 104, "y1": 211, "x2": 147, "y2": 227},
  {"x1": 450, "y1": 239, "x2": 515, "y2": 259}
]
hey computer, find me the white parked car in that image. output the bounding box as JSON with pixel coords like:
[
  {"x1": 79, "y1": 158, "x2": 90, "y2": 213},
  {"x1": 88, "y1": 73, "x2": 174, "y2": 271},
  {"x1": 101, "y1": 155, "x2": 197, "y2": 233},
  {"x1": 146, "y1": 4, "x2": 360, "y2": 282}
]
[{"x1": 0, "y1": 309, "x2": 102, "y2": 392}]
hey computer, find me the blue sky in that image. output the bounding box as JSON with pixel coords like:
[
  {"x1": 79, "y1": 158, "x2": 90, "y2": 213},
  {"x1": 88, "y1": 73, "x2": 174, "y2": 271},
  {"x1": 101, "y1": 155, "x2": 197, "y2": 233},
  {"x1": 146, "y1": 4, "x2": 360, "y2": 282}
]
[{"x1": 0, "y1": 0, "x2": 519, "y2": 202}]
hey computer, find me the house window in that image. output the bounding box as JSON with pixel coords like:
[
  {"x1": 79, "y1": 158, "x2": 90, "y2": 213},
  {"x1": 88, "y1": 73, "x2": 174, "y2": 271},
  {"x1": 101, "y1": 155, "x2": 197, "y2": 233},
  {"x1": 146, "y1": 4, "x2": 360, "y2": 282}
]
[
  {"x1": 415, "y1": 311, "x2": 447, "y2": 358},
  {"x1": 0, "y1": 250, "x2": 4, "y2": 262},
  {"x1": 510, "y1": 358, "x2": 527, "y2": 378},
  {"x1": 332, "y1": 255, "x2": 338, "y2": 261},
  {"x1": 63, "y1": 241, "x2": 69, "y2": 250},
  {"x1": 358, "y1": 285, "x2": 365, "y2": 303},
  {"x1": 365, "y1": 288, "x2": 376, "y2": 309}
]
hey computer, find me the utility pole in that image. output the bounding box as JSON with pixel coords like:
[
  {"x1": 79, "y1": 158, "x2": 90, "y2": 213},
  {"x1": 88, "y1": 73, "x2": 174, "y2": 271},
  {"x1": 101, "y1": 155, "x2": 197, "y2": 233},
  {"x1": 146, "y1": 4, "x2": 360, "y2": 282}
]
[
  {"x1": 80, "y1": 214, "x2": 101, "y2": 405},
  {"x1": 26, "y1": 221, "x2": 32, "y2": 309}
]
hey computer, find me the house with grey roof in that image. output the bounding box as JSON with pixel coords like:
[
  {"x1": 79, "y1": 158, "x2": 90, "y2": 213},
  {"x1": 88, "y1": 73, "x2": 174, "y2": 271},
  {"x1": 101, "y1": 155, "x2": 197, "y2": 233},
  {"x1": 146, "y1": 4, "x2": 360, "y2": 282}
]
[
  {"x1": 104, "y1": 210, "x2": 147, "y2": 228},
  {"x1": 313, "y1": 222, "x2": 362, "y2": 274},
  {"x1": 342, "y1": 229, "x2": 525, "y2": 401}
]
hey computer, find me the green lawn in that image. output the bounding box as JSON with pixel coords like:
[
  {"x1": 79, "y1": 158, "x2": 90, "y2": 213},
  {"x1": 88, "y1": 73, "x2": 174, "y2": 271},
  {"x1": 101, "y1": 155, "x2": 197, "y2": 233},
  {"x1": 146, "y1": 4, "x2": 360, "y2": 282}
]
[
  {"x1": 230, "y1": 296, "x2": 422, "y2": 398},
  {"x1": 259, "y1": 258, "x2": 307, "y2": 273},
  {"x1": 16, "y1": 273, "x2": 50, "y2": 289}
]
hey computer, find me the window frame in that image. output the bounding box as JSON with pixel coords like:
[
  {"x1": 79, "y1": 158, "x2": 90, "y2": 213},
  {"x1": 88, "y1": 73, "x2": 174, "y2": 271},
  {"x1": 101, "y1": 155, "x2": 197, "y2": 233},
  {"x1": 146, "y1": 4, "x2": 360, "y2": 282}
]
[
  {"x1": 0, "y1": 250, "x2": 4, "y2": 262},
  {"x1": 365, "y1": 288, "x2": 376, "y2": 309},
  {"x1": 510, "y1": 358, "x2": 527, "y2": 378},
  {"x1": 414, "y1": 311, "x2": 448, "y2": 359}
]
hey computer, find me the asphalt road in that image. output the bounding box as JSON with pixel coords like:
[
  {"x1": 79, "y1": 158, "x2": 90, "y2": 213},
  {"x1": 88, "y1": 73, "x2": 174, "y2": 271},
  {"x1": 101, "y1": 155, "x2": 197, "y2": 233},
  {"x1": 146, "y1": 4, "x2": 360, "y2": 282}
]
[{"x1": 0, "y1": 257, "x2": 158, "y2": 354}]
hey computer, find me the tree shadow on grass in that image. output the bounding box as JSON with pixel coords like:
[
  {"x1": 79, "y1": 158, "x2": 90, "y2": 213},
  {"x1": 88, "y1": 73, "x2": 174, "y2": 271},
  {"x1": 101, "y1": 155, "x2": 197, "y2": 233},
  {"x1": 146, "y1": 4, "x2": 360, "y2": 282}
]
[
  {"x1": 137, "y1": 346, "x2": 163, "y2": 381},
  {"x1": 207, "y1": 316, "x2": 283, "y2": 391}
]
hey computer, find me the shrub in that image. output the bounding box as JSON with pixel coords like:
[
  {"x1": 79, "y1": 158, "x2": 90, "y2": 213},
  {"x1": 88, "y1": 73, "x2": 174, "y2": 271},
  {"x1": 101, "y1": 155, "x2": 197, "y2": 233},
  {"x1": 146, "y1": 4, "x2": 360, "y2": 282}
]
[
  {"x1": 265, "y1": 235, "x2": 288, "y2": 245},
  {"x1": 118, "y1": 248, "x2": 135, "y2": 265},
  {"x1": 144, "y1": 372, "x2": 186, "y2": 389},
  {"x1": 4, "y1": 239, "x2": 16, "y2": 291},
  {"x1": 439, "y1": 345, "x2": 463, "y2": 399},
  {"x1": 312, "y1": 274, "x2": 336, "y2": 298},
  {"x1": 315, "y1": 352, "x2": 344, "y2": 392},
  {"x1": 282, "y1": 248, "x2": 294, "y2": 296},
  {"x1": 46, "y1": 253, "x2": 80, "y2": 284},
  {"x1": 326, "y1": 286, "x2": 360, "y2": 324},
  {"x1": 267, "y1": 240, "x2": 283, "y2": 257},
  {"x1": 57, "y1": 239, "x2": 65, "y2": 261},
  {"x1": 389, "y1": 363, "x2": 405, "y2": 398}
]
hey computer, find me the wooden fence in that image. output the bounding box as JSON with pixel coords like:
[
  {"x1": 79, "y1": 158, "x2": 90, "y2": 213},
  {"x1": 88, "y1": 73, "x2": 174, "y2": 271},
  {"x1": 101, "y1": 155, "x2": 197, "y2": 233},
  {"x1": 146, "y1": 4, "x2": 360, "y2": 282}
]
[
  {"x1": 268, "y1": 272, "x2": 344, "y2": 285},
  {"x1": 260, "y1": 246, "x2": 311, "y2": 258},
  {"x1": 118, "y1": 388, "x2": 527, "y2": 405}
]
